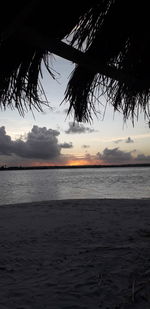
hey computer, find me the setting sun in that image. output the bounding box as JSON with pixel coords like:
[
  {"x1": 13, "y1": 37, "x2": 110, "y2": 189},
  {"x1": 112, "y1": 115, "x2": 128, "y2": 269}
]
[{"x1": 67, "y1": 159, "x2": 90, "y2": 166}]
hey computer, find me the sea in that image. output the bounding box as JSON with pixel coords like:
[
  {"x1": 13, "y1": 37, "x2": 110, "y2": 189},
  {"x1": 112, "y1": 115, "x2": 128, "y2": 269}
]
[{"x1": 0, "y1": 166, "x2": 149, "y2": 205}]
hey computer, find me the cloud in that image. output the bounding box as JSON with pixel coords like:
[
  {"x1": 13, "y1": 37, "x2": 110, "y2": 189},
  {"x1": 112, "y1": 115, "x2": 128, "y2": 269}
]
[
  {"x1": 59, "y1": 142, "x2": 73, "y2": 149},
  {"x1": 96, "y1": 147, "x2": 150, "y2": 164},
  {"x1": 135, "y1": 154, "x2": 150, "y2": 162},
  {"x1": 0, "y1": 126, "x2": 73, "y2": 161},
  {"x1": 65, "y1": 122, "x2": 95, "y2": 134},
  {"x1": 1, "y1": 126, "x2": 150, "y2": 166},
  {"x1": 0, "y1": 126, "x2": 13, "y2": 155},
  {"x1": 97, "y1": 147, "x2": 134, "y2": 164},
  {"x1": 125, "y1": 137, "x2": 134, "y2": 143},
  {"x1": 13, "y1": 126, "x2": 61, "y2": 160},
  {"x1": 84, "y1": 153, "x2": 95, "y2": 162},
  {"x1": 114, "y1": 139, "x2": 123, "y2": 144},
  {"x1": 82, "y1": 145, "x2": 90, "y2": 149},
  {"x1": 114, "y1": 136, "x2": 134, "y2": 144}
]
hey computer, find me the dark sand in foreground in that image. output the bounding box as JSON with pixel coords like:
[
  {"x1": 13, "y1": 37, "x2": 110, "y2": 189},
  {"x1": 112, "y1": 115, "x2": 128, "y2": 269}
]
[{"x1": 0, "y1": 199, "x2": 150, "y2": 308}]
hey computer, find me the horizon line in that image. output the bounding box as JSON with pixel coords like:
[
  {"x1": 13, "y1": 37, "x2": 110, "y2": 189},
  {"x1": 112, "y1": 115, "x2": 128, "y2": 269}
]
[{"x1": 0, "y1": 163, "x2": 150, "y2": 171}]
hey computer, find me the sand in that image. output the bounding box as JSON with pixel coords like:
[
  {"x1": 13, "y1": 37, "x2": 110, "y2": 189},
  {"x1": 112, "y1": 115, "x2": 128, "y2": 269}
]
[{"x1": 0, "y1": 199, "x2": 150, "y2": 309}]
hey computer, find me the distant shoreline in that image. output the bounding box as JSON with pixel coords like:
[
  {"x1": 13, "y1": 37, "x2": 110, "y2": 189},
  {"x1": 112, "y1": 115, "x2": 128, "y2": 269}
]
[{"x1": 0, "y1": 163, "x2": 150, "y2": 171}]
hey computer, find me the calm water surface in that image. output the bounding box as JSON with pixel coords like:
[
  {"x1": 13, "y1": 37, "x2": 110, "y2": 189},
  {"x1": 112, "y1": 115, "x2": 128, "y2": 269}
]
[{"x1": 0, "y1": 167, "x2": 149, "y2": 205}]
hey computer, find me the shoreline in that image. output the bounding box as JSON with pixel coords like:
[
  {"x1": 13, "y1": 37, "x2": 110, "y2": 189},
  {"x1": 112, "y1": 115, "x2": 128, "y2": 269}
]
[
  {"x1": 0, "y1": 199, "x2": 150, "y2": 308},
  {"x1": 1, "y1": 163, "x2": 150, "y2": 171},
  {"x1": 1, "y1": 197, "x2": 150, "y2": 207}
]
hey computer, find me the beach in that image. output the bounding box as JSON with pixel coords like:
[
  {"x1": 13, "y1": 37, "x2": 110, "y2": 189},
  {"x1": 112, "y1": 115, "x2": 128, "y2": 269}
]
[{"x1": 0, "y1": 199, "x2": 150, "y2": 308}]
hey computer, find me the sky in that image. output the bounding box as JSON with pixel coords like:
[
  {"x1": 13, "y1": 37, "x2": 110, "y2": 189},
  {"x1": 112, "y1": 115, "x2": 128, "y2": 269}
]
[{"x1": 0, "y1": 55, "x2": 150, "y2": 167}]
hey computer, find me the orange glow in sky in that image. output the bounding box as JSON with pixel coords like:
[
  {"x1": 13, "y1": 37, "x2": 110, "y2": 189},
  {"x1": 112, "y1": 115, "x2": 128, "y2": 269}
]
[
  {"x1": 67, "y1": 160, "x2": 89, "y2": 166},
  {"x1": 67, "y1": 158, "x2": 102, "y2": 166},
  {"x1": 25, "y1": 158, "x2": 103, "y2": 167}
]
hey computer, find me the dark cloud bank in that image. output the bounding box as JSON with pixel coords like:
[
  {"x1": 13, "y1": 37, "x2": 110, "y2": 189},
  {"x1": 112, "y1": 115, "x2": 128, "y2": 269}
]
[
  {"x1": 0, "y1": 126, "x2": 72, "y2": 161},
  {"x1": 0, "y1": 126, "x2": 150, "y2": 165},
  {"x1": 97, "y1": 148, "x2": 150, "y2": 164},
  {"x1": 97, "y1": 148, "x2": 133, "y2": 164}
]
